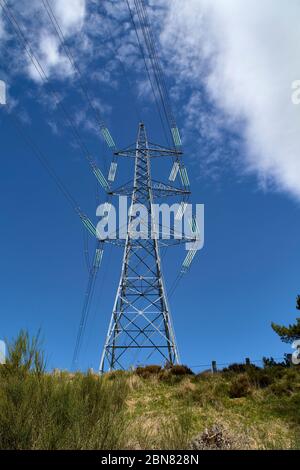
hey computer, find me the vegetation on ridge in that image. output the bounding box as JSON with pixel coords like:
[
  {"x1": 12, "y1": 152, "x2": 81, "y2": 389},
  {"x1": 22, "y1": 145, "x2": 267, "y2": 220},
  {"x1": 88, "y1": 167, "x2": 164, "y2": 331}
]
[{"x1": 0, "y1": 331, "x2": 299, "y2": 450}]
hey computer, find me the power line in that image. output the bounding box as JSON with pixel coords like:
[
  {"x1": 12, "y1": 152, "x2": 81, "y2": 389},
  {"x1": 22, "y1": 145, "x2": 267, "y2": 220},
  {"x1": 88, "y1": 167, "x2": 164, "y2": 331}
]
[
  {"x1": 100, "y1": 1, "x2": 143, "y2": 125},
  {"x1": 124, "y1": 0, "x2": 195, "y2": 297},
  {"x1": 82, "y1": 242, "x2": 114, "y2": 359},
  {"x1": 72, "y1": 242, "x2": 104, "y2": 370},
  {"x1": 132, "y1": 0, "x2": 180, "y2": 143},
  {"x1": 124, "y1": 0, "x2": 171, "y2": 146},
  {"x1": 7, "y1": 111, "x2": 81, "y2": 216},
  {"x1": 126, "y1": 0, "x2": 191, "y2": 201},
  {"x1": 0, "y1": 0, "x2": 110, "y2": 193},
  {"x1": 6, "y1": 110, "x2": 107, "y2": 371},
  {"x1": 40, "y1": 0, "x2": 111, "y2": 133},
  {"x1": 134, "y1": 0, "x2": 175, "y2": 133}
]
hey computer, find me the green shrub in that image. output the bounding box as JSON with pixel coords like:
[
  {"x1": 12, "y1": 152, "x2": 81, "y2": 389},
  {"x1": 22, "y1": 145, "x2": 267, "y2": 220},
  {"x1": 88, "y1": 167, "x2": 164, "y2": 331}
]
[
  {"x1": 0, "y1": 332, "x2": 129, "y2": 450},
  {"x1": 0, "y1": 330, "x2": 45, "y2": 378},
  {"x1": 229, "y1": 374, "x2": 252, "y2": 398},
  {"x1": 166, "y1": 365, "x2": 194, "y2": 376},
  {"x1": 135, "y1": 365, "x2": 162, "y2": 378},
  {"x1": 246, "y1": 369, "x2": 273, "y2": 389},
  {"x1": 223, "y1": 363, "x2": 259, "y2": 374},
  {"x1": 268, "y1": 369, "x2": 300, "y2": 397}
]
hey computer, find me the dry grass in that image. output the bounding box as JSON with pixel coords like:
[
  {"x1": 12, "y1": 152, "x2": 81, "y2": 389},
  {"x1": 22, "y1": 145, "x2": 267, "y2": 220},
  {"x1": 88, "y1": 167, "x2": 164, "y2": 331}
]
[
  {"x1": 0, "y1": 332, "x2": 299, "y2": 450},
  {"x1": 125, "y1": 365, "x2": 300, "y2": 450}
]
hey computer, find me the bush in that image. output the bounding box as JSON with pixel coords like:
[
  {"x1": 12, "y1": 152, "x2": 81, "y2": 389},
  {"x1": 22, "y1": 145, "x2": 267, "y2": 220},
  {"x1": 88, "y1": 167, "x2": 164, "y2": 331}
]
[
  {"x1": 223, "y1": 363, "x2": 260, "y2": 374},
  {"x1": 246, "y1": 369, "x2": 273, "y2": 389},
  {"x1": 135, "y1": 365, "x2": 162, "y2": 378},
  {"x1": 1, "y1": 330, "x2": 45, "y2": 378},
  {"x1": 229, "y1": 374, "x2": 252, "y2": 398},
  {"x1": 263, "y1": 357, "x2": 290, "y2": 368},
  {"x1": 167, "y1": 365, "x2": 194, "y2": 376},
  {"x1": 268, "y1": 369, "x2": 300, "y2": 397},
  {"x1": 0, "y1": 332, "x2": 129, "y2": 450},
  {"x1": 155, "y1": 365, "x2": 194, "y2": 385}
]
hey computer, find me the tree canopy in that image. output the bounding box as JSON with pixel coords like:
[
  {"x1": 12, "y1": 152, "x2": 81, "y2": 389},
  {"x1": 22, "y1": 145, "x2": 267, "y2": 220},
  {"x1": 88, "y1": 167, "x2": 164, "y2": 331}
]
[{"x1": 272, "y1": 296, "x2": 300, "y2": 343}]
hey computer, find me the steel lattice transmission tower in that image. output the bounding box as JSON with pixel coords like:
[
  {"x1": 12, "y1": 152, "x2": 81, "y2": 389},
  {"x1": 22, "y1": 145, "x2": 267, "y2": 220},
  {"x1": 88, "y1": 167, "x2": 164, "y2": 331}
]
[{"x1": 99, "y1": 123, "x2": 191, "y2": 372}]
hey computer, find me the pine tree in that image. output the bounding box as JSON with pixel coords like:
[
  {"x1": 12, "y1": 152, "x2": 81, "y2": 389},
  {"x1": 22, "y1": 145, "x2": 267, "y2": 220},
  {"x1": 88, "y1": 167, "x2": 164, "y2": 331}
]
[{"x1": 271, "y1": 295, "x2": 300, "y2": 343}]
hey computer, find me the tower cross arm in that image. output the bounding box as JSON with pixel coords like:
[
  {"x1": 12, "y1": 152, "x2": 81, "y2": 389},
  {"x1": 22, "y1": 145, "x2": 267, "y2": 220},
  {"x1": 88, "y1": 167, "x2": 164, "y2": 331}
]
[
  {"x1": 114, "y1": 145, "x2": 182, "y2": 158},
  {"x1": 109, "y1": 179, "x2": 190, "y2": 197}
]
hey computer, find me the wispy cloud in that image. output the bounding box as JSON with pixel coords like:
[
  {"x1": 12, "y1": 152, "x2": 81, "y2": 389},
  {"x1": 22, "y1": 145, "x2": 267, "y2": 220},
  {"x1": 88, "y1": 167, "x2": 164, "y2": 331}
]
[
  {"x1": 0, "y1": 1, "x2": 115, "y2": 134},
  {"x1": 159, "y1": 0, "x2": 300, "y2": 200},
  {"x1": 52, "y1": 0, "x2": 86, "y2": 34},
  {"x1": 2, "y1": 0, "x2": 300, "y2": 202}
]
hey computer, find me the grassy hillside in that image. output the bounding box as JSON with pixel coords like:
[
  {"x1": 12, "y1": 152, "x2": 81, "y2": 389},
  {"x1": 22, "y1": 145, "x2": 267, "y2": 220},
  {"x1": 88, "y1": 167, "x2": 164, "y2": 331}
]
[{"x1": 0, "y1": 333, "x2": 299, "y2": 450}]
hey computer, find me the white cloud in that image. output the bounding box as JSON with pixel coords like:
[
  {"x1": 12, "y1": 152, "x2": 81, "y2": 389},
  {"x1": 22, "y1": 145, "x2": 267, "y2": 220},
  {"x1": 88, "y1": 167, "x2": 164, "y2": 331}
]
[
  {"x1": 30, "y1": 0, "x2": 86, "y2": 81},
  {"x1": 160, "y1": 0, "x2": 300, "y2": 200},
  {"x1": 3, "y1": 0, "x2": 300, "y2": 202},
  {"x1": 0, "y1": 1, "x2": 87, "y2": 81},
  {"x1": 27, "y1": 31, "x2": 72, "y2": 80},
  {"x1": 52, "y1": 0, "x2": 86, "y2": 35}
]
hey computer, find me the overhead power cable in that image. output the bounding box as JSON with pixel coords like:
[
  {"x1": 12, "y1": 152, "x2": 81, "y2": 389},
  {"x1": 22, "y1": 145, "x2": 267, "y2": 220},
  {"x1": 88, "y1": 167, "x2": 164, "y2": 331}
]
[
  {"x1": 125, "y1": 0, "x2": 196, "y2": 290},
  {"x1": 134, "y1": 0, "x2": 175, "y2": 131},
  {"x1": 125, "y1": 0, "x2": 171, "y2": 147},
  {"x1": 6, "y1": 110, "x2": 104, "y2": 248},
  {"x1": 100, "y1": 1, "x2": 143, "y2": 124},
  {"x1": 72, "y1": 242, "x2": 104, "y2": 370},
  {"x1": 0, "y1": 0, "x2": 110, "y2": 192},
  {"x1": 132, "y1": 0, "x2": 181, "y2": 147},
  {"x1": 40, "y1": 0, "x2": 117, "y2": 147},
  {"x1": 125, "y1": 0, "x2": 190, "y2": 199},
  {"x1": 7, "y1": 112, "x2": 80, "y2": 215},
  {"x1": 8, "y1": 108, "x2": 106, "y2": 370}
]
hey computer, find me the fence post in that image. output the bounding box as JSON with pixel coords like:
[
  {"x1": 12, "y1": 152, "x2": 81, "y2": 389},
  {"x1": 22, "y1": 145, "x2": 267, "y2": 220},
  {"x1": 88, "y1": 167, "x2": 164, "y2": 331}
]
[{"x1": 211, "y1": 360, "x2": 217, "y2": 373}]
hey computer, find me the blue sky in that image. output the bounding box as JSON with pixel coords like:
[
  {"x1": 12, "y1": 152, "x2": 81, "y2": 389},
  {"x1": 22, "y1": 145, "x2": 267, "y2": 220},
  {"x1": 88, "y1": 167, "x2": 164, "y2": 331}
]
[{"x1": 0, "y1": 0, "x2": 299, "y2": 371}]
